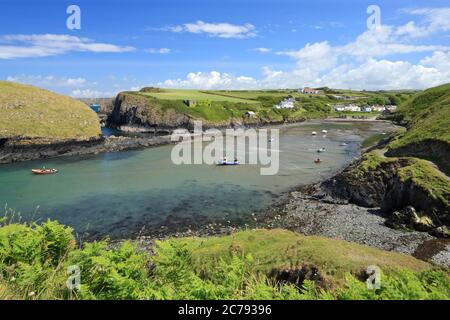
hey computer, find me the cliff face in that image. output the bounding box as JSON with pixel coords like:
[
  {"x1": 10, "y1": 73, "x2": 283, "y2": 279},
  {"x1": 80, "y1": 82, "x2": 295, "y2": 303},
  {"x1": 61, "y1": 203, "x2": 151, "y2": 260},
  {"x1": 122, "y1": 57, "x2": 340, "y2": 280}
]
[
  {"x1": 108, "y1": 93, "x2": 193, "y2": 131},
  {"x1": 319, "y1": 153, "x2": 450, "y2": 236}
]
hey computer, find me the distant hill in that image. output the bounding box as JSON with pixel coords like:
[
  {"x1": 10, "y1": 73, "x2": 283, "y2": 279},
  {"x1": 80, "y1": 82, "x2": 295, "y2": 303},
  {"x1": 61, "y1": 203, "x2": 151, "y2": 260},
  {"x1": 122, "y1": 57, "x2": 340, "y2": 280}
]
[{"x1": 0, "y1": 81, "x2": 101, "y2": 142}]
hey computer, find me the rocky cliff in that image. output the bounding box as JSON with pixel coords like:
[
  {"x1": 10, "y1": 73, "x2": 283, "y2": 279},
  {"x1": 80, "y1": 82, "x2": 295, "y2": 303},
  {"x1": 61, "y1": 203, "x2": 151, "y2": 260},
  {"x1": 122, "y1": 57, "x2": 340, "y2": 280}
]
[{"x1": 315, "y1": 151, "x2": 450, "y2": 237}]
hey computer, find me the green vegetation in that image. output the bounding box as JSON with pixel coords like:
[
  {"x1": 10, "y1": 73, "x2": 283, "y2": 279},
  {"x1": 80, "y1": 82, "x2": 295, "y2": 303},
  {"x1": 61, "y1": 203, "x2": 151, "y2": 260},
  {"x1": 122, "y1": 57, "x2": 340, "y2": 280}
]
[
  {"x1": 2, "y1": 221, "x2": 448, "y2": 300},
  {"x1": 123, "y1": 88, "x2": 413, "y2": 124},
  {"x1": 389, "y1": 83, "x2": 450, "y2": 149},
  {"x1": 0, "y1": 81, "x2": 101, "y2": 142}
]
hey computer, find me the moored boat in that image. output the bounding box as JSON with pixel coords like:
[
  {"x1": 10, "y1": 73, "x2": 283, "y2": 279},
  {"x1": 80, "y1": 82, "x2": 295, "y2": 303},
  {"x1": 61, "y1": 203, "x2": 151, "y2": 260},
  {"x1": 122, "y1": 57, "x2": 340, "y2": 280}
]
[{"x1": 32, "y1": 168, "x2": 58, "y2": 175}]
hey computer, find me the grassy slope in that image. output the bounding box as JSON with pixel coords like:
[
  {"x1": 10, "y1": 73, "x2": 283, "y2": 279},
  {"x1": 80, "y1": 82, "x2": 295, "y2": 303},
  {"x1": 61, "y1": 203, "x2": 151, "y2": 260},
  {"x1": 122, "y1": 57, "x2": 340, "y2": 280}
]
[
  {"x1": 389, "y1": 83, "x2": 450, "y2": 149},
  {"x1": 167, "y1": 229, "x2": 430, "y2": 281},
  {"x1": 123, "y1": 88, "x2": 414, "y2": 124},
  {"x1": 0, "y1": 81, "x2": 101, "y2": 141}
]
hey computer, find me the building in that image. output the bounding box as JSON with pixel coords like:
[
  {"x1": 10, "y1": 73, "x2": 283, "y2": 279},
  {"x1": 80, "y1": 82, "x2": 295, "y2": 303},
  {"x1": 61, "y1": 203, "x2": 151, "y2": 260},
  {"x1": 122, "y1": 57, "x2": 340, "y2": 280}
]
[
  {"x1": 333, "y1": 104, "x2": 361, "y2": 112},
  {"x1": 299, "y1": 87, "x2": 320, "y2": 95},
  {"x1": 245, "y1": 111, "x2": 256, "y2": 118},
  {"x1": 274, "y1": 97, "x2": 295, "y2": 109},
  {"x1": 361, "y1": 106, "x2": 373, "y2": 112}
]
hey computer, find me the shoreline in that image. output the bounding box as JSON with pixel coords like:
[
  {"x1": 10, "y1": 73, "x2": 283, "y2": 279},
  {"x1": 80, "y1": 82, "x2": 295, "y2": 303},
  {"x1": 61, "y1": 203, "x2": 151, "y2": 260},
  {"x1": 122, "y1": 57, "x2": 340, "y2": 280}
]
[{"x1": 0, "y1": 117, "x2": 390, "y2": 165}]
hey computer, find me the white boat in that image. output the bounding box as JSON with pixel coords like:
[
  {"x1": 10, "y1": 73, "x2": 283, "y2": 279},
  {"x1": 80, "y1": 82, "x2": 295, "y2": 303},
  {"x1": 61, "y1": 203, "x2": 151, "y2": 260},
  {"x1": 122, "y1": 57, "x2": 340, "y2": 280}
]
[
  {"x1": 317, "y1": 147, "x2": 326, "y2": 153},
  {"x1": 322, "y1": 130, "x2": 328, "y2": 134},
  {"x1": 340, "y1": 142, "x2": 348, "y2": 146},
  {"x1": 311, "y1": 131, "x2": 317, "y2": 136}
]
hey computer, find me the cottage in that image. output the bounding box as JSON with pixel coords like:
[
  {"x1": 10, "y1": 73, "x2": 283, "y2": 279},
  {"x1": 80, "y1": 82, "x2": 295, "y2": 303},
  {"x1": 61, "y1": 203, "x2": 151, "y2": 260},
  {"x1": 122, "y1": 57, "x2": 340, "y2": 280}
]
[
  {"x1": 361, "y1": 106, "x2": 373, "y2": 112},
  {"x1": 245, "y1": 111, "x2": 256, "y2": 118},
  {"x1": 300, "y1": 87, "x2": 320, "y2": 95},
  {"x1": 274, "y1": 97, "x2": 295, "y2": 109}
]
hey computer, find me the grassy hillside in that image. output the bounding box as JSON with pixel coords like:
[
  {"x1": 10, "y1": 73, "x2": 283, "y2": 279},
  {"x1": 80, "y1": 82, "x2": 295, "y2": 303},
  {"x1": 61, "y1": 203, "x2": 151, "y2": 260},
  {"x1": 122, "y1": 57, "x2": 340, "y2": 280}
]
[
  {"x1": 389, "y1": 83, "x2": 450, "y2": 149},
  {"x1": 0, "y1": 81, "x2": 101, "y2": 142},
  {"x1": 2, "y1": 221, "x2": 448, "y2": 300},
  {"x1": 117, "y1": 88, "x2": 412, "y2": 125}
]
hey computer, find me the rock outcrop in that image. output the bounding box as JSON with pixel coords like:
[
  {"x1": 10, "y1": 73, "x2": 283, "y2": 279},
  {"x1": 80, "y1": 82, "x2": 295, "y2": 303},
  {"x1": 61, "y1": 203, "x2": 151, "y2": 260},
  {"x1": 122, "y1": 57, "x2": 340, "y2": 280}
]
[{"x1": 312, "y1": 155, "x2": 450, "y2": 237}]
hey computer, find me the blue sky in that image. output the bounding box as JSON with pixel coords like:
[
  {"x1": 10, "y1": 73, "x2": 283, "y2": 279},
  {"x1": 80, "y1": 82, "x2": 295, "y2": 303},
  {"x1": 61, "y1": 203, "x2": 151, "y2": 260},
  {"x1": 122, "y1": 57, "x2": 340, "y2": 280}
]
[{"x1": 0, "y1": 0, "x2": 449, "y2": 97}]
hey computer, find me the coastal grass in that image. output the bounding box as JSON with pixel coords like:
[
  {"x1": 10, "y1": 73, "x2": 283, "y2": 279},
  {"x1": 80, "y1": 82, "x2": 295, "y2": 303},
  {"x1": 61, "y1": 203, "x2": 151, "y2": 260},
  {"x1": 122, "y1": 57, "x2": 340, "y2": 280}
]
[
  {"x1": 0, "y1": 221, "x2": 448, "y2": 300},
  {"x1": 167, "y1": 229, "x2": 431, "y2": 280},
  {"x1": 125, "y1": 88, "x2": 413, "y2": 124},
  {"x1": 0, "y1": 81, "x2": 101, "y2": 141},
  {"x1": 389, "y1": 83, "x2": 450, "y2": 149}
]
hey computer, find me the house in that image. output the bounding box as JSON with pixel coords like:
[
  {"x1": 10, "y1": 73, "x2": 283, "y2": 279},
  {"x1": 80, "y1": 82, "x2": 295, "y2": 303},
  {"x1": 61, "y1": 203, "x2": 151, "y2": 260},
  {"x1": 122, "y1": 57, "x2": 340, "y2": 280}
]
[
  {"x1": 299, "y1": 87, "x2": 320, "y2": 95},
  {"x1": 245, "y1": 111, "x2": 256, "y2": 118},
  {"x1": 333, "y1": 104, "x2": 361, "y2": 112},
  {"x1": 361, "y1": 106, "x2": 373, "y2": 112},
  {"x1": 371, "y1": 105, "x2": 385, "y2": 112},
  {"x1": 385, "y1": 105, "x2": 397, "y2": 112},
  {"x1": 274, "y1": 97, "x2": 295, "y2": 109}
]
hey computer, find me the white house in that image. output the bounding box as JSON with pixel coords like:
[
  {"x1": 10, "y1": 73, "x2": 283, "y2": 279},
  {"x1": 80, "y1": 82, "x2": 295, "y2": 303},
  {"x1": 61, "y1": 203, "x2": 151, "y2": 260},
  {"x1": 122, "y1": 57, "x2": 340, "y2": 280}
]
[
  {"x1": 361, "y1": 106, "x2": 373, "y2": 112},
  {"x1": 299, "y1": 87, "x2": 320, "y2": 95},
  {"x1": 333, "y1": 104, "x2": 361, "y2": 112},
  {"x1": 275, "y1": 97, "x2": 295, "y2": 109}
]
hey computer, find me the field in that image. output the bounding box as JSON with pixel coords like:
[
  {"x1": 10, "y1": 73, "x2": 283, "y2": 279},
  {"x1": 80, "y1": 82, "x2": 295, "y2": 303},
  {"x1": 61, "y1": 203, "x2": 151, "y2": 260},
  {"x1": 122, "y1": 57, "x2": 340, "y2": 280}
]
[
  {"x1": 0, "y1": 81, "x2": 101, "y2": 141},
  {"x1": 138, "y1": 89, "x2": 260, "y2": 104}
]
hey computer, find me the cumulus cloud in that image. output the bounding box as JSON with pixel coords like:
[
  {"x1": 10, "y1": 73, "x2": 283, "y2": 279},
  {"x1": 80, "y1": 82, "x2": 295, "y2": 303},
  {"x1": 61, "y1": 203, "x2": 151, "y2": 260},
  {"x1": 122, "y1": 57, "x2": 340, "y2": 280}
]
[
  {"x1": 167, "y1": 21, "x2": 256, "y2": 38},
  {"x1": 0, "y1": 34, "x2": 135, "y2": 59},
  {"x1": 158, "y1": 8, "x2": 450, "y2": 91},
  {"x1": 158, "y1": 71, "x2": 257, "y2": 89}
]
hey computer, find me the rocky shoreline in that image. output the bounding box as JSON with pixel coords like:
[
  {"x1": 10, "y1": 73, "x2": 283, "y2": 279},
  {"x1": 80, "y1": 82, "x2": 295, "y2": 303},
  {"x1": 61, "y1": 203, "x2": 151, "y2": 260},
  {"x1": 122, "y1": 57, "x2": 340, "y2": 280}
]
[
  {"x1": 124, "y1": 160, "x2": 450, "y2": 268},
  {"x1": 0, "y1": 135, "x2": 174, "y2": 164}
]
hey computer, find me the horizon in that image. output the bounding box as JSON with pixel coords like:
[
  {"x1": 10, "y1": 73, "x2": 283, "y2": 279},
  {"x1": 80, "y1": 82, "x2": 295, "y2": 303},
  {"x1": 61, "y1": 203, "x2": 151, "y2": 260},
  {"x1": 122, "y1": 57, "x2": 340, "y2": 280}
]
[{"x1": 0, "y1": 0, "x2": 449, "y2": 97}]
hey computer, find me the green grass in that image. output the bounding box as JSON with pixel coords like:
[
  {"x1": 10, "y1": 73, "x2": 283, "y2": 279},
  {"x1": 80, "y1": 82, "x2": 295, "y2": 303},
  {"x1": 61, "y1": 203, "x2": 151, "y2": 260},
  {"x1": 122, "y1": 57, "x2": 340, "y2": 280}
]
[
  {"x1": 138, "y1": 89, "x2": 259, "y2": 104},
  {"x1": 121, "y1": 88, "x2": 415, "y2": 125},
  {"x1": 389, "y1": 83, "x2": 450, "y2": 149},
  {"x1": 0, "y1": 81, "x2": 101, "y2": 141},
  {"x1": 169, "y1": 229, "x2": 431, "y2": 281},
  {"x1": 3, "y1": 221, "x2": 448, "y2": 300}
]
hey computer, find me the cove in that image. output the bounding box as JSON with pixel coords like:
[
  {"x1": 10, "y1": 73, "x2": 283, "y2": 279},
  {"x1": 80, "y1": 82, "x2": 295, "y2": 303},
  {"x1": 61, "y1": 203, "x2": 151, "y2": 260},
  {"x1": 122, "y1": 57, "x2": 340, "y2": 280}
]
[{"x1": 0, "y1": 121, "x2": 391, "y2": 239}]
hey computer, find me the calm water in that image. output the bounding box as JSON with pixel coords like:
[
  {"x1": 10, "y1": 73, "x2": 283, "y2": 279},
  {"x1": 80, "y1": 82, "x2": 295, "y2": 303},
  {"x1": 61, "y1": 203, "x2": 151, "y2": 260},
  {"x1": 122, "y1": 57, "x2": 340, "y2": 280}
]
[{"x1": 0, "y1": 121, "x2": 387, "y2": 239}]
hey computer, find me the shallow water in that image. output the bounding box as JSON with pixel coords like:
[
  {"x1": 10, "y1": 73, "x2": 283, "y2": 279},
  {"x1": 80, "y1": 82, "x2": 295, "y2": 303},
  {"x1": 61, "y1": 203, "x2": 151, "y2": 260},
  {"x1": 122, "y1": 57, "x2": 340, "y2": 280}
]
[{"x1": 0, "y1": 121, "x2": 388, "y2": 239}]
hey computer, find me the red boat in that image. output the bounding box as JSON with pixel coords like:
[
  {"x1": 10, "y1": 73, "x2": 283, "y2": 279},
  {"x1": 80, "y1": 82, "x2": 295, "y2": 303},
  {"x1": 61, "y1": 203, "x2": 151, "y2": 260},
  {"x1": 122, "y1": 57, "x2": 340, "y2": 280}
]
[
  {"x1": 31, "y1": 168, "x2": 58, "y2": 175},
  {"x1": 314, "y1": 159, "x2": 322, "y2": 164}
]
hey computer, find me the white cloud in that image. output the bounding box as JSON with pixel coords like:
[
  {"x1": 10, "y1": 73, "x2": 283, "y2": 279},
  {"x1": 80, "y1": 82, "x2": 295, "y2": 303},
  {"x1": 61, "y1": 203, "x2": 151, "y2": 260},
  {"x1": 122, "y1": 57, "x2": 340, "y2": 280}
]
[
  {"x1": 399, "y1": 7, "x2": 450, "y2": 38},
  {"x1": 0, "y1": 34, "x2": 135, "y2": 59},
  {"x1": 145, "y1": 47, "x2": 171, "y2": 54},
  {"x1": 252, "y1": 47, "x2": 271, "y2": 53},
  {"x1": 71, "y1": 89, "x2": 118, "y2": 98},
  {"x1": 6, "y1": 74, "x2": 87, "y2": 87},
  {"x1": 158, "y1": 71, "x2": 257, "y2": 89},
  {"x1": 167, "y1": 21, "x2": 256, "y2": 38}
]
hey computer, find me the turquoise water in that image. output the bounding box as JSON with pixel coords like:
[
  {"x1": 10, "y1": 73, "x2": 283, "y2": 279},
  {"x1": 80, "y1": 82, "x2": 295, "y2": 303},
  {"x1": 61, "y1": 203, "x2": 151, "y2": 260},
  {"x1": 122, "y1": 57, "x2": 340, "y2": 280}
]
[{"x1": 0, "y1": 122, "x2": 379, "y2": 239}]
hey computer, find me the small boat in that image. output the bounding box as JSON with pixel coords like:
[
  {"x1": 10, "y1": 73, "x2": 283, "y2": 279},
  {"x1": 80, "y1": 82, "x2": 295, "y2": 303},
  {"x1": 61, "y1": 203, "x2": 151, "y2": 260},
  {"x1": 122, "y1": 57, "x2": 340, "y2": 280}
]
[
  {"x1": 311, "y1": 131, "x2": 317, "y2": 136},
  {"x1": 317, "y1": 147, "x2": 326, "y2": 153},
  {"x1": 268, "y1": 138, "x2": 275, "y2": 143},
  {"x1": 32, "y1": 168, "x2": 58, "y2": 175},
  {"x1": 340, "y1": 142, "x2": 348, "y2": 146},
  {"x1": 216, "y1": 160, "x2": 240, "y2": 166},
  {"x1": 314, "y1": 159, "x2": 322, "y2": 164},
  {"x1": 322, "y1": 130, "x2": 328, "y2": 134}
]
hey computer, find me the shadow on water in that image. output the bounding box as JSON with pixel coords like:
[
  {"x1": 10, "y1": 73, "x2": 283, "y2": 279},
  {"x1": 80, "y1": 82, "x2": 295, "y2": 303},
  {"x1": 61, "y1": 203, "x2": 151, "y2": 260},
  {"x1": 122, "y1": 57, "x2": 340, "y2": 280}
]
[{"x1": 17, "y1": 182, "x2": 276, "y2": 240}]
